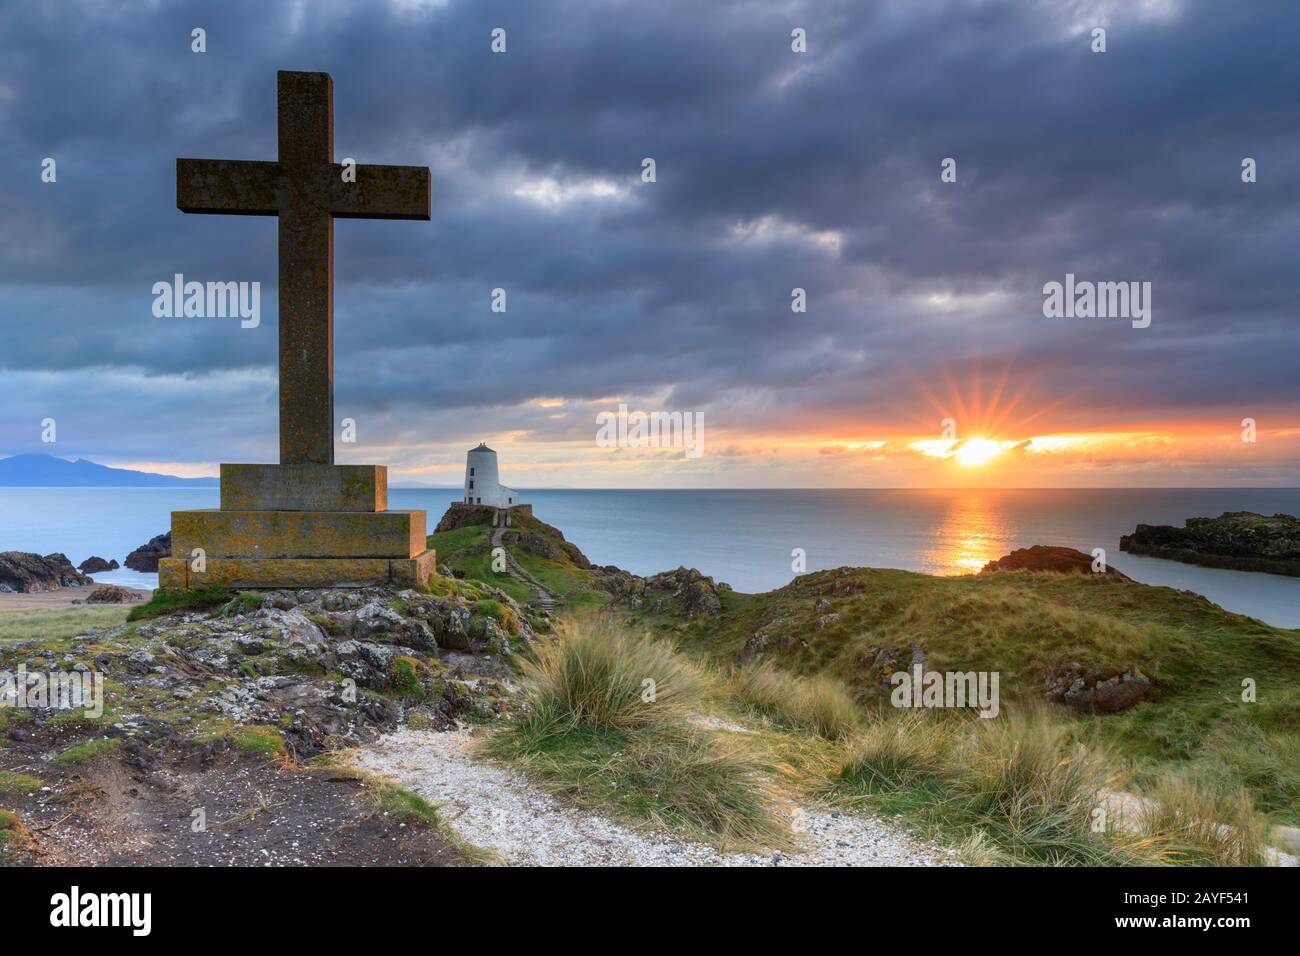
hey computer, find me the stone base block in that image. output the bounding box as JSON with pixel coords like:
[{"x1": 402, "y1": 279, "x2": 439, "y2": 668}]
[
  {"x1": 158, "y1": 550, "x2": 436, "y2": 591},
  {"x1": 171, "y1": 509, "x2": 426, "y2": 560},
  {"x1": 221, "y1": 463, "x2": 387, "y2": 512}
]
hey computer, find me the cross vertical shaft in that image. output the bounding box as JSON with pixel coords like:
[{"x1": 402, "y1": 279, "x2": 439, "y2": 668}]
[{"x1": 277, "y1": 72, "x2": 335, "y2": 464}]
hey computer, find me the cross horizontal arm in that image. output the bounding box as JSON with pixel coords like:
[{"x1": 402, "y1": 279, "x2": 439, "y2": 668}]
[
  {"x1": 177, "y1": 158, "x2": 282, "y2": 215},
  {"x1": 329, "y1": 164, "x2": 430, "y2": 220}
]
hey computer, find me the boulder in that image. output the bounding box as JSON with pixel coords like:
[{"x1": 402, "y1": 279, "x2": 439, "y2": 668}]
[
  {"x1": 644, "y1": 567, "x2": 723, "y2": 617},
  {"x1": 125, "y1": 532, "x2": 171, "y2": 572},
  {"x1": 78, "y1": 556, "x2": 120, "y2": 574},
  {"x1": 86, "y1": 585, "x2": 136, "y2": 604},
  {"x1": 0, "y1": 551, "x2": 93, "y2": 593}
]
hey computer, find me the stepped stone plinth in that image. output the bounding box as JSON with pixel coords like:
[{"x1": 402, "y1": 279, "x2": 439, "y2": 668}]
[{"x1": 159, "y1": 464, "x2": 436, "y2": 590}]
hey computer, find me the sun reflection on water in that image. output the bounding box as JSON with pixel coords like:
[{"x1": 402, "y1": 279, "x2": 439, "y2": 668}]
[{"x1": 924, "y1": 493, "x2": 1014, "y2": 575}]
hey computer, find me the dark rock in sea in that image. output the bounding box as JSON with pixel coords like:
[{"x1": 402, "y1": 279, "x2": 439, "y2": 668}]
[
  {"x1": 78, "y1": 556, "x2": 120, "y2": 574},
  {"x1": 125, "y1": 532, "x2": 172, "y2": 573},
  {"x1": 0, "y1": 551, "x2": 93, "y2": 593},
  {"x1": 86, "y1": 584, "x2": 138, "y2": 604},
  {"x1": 980, "y1": 545, "x2": 1131, "y2": 579},
  {"x1": 1119, "y1": 512, "x2": 1300, "y2": 577}
]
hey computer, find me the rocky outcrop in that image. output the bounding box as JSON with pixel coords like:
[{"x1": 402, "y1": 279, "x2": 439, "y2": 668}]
[
  {"x1": 1046, "y1": 665, "x2": 1152, "y2": 714},
  {"x1": 0, "y1": 585, "x2": 536, "y2": 761},
  {"x1": 1120, "y1": 512, "x2": 1300, "y2": 577},
  {"x1": 125, "y1": 532, "x2": 171, "y2": 572},
  {"x1": 0, "y1": 551, "x2": 93, "y2": 593},
  {"x1": 981, "y1": 545, "x2": 1131, "y2": 579},
  {"x1": 644, "y1": 567, "x2": 724, "y2": 617},
  {"x1": 739, "y1": 617, "x2": 809, "y2": 663},
  {"x1": 78, "y1": 556, "x2": 120, "y2": 573},
  {"x1": 434, "y1": 505, "x2": 500, "y2": 533}
]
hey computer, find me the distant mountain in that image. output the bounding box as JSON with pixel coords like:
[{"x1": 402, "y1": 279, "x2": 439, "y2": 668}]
[{"x1": 0, "y1": 454, "x2": 218, "y2": 487}]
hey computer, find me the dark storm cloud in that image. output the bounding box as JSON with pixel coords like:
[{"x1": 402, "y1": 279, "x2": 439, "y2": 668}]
[{"x1": 0, "y1": 0, "x2": 1296, "y2": 467}]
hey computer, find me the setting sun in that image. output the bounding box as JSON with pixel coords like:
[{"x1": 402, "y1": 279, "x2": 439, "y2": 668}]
[{"x1": 954, "y1": 437, "x2": 1004, "y2": 467}]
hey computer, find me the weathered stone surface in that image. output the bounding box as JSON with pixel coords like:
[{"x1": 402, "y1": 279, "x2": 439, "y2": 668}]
[
  {"x1": 220, "y1": 463, "x2": 388, "y2": 513},
  {"x1": 1120, "y1": 511, "x2": 1300, "y2": 576},
  {"x1": 0, "y1": 552, "x2": 92, "y2": 593},
  {"x1": 78, "y1": 556, "x2": 120, "y2": 573},
  {"x1": 172, "y1": 508, "x2": 425, "y2": 559},
  {"x1": 126, "y1": 533, "x2": 172, "y2": 572},
  {"x1": 981, "y1": 545, "x2": 1131, "y2": 579},
  {"x1": 158, "y1": 550, "x2": 436, "y2": 590}
]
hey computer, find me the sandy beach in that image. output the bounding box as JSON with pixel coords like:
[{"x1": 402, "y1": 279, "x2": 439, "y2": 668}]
[{"x1": 0, "y1": 585, "x2": 152, "y2": 611}]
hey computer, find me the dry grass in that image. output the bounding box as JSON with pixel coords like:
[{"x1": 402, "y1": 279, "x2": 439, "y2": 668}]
[
  {"x1": 487, "y1": 619, "x2": 786, "y2": 849},
  {"x1": 1135, "y1": 777, "x2": 1270, "y2": 867},
  {"x1": 730, "y1": 661, "x2": 858, "y2": 740}
]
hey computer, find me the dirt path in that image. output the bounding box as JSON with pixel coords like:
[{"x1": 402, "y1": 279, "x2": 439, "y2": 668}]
[
  {"x1": 491, "y1": 524, "x2": 556, "y2": 614},
  {"x1": 350, "y1": 726, "x2": 962, "y2": 867}
]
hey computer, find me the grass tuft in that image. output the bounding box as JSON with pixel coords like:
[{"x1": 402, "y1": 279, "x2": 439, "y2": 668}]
[
  {"x1": 838, "y1": 711, "x2": 952, "y2": 792},
  {"x1": 128, "y1": 588, "x2": 230, "y2": 621},
  {"x1": 52, "y1": 737, "x2": 122, "y2": 764},
  {"x1": 730, "y1": 661, "x2": 858, "y2": 740},
  {"x1": 486, "y1": 618, "x2": 785, "y2": 849},
  {"x1": 517, "y1": 618, "x2": 705, "y2": 734},
  {"x1": 1134, "y1": 777, "x2": 1269, "y2": 867},
  {"x1": 0, "y1": 770, "x2": 42, "y2": 795}
]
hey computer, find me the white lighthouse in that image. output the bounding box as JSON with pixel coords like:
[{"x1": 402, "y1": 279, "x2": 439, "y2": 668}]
[{"x1": 462, "y1": 443, "x2": 522, "y2": 508}]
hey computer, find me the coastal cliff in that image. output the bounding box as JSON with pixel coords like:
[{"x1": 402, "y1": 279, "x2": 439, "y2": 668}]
[{"x1": 1120, "y1": 511, "x2": 1300, "y2": 577}]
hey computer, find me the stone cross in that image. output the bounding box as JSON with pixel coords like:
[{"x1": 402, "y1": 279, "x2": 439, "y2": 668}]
[{"x1": 177, "y1": 71, "x2": 430, "y2": 465}]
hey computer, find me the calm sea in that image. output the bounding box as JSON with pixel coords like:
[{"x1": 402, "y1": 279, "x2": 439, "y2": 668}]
[{"x1": 1, "y1": 487, "x2": 1297, "y2": 628}]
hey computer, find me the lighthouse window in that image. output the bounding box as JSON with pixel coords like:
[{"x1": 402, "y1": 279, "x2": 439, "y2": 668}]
[
  {"x1": 470, "y1": 467, "x2": 475, "y2": 476},
  {"x1": 469, "y1": 480, "x2": 474, "y2": 489}
]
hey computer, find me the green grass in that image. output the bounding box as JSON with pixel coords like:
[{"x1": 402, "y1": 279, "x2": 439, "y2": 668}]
[
  {"x1": 657, "y1": 566, "x2": 1300, "y2": 824},
  {"x1": 473, "y1": 599, "x2": 518, "y2": 634},
  {"x1": 52, "y1": 737, "x2": 122, "y2": 764},
  {"x1": 485, "y1": 619, "x2": 785, "y2": 849},
  {"x1": 372, "y1": 778, "x2": 443, "y2": 826},
  {"x1": 228, "y1": 725, "x2": 286, "y2": 756},
  {"x1": 427, "y1": 522, "x2": 538, "y2": 605},
  {"x1": 389, "y1": 656, "x2": 426, "y2": 701},
  {"x1": 127, "y1": 587, "x2": 231, "y2": 621},
  {"x1": 0, "y1": 770, "x2": 42, "y2": 795},
  {"x1": 0, "y1": 606, "x2": 130, "y2": 643},
  {"x1": 426, "y1": 523, "x2": 492, "y2": 559}
]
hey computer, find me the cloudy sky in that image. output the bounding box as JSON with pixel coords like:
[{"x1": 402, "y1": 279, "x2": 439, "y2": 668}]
[{"x1": 1, "y1": 0, "x2": 1296, "y2": 487}]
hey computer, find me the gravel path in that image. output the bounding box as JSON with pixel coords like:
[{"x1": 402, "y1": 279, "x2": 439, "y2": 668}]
[{"x1": 350, "y1": 726, "x2": 962, "y2": 867}]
